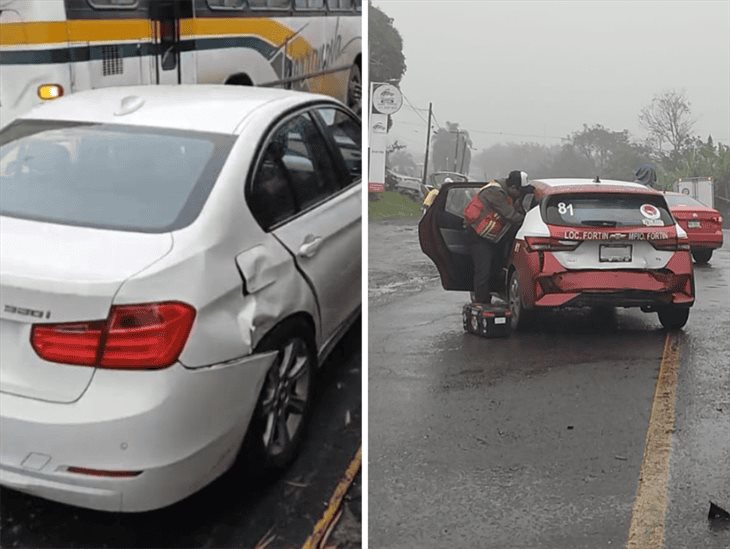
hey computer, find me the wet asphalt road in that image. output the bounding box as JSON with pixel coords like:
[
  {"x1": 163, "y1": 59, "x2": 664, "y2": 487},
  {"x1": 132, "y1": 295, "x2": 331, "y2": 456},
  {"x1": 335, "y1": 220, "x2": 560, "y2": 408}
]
[
  {"x1": 369, "y1": 220, "x2": 730, "y2": 548},
  {"x1": 0, "y1": 323, "x2": 361, "y2": 549}
]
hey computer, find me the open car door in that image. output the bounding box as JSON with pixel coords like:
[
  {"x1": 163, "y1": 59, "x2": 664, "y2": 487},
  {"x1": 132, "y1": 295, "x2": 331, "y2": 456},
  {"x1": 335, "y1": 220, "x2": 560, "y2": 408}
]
[{"x1": 418, "y1": 182, "x2": 485, "y2": 291}]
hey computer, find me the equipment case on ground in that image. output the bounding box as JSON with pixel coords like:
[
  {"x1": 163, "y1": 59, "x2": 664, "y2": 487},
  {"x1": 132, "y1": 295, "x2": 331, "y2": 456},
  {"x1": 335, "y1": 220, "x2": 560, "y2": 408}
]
[{"x1": 462, "y1": 302, "x2": 512, "y2": 338}]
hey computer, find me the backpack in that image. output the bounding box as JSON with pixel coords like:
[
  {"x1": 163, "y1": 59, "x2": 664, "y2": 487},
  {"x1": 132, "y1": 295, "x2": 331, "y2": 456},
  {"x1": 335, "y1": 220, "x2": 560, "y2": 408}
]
[{"x1": 463, "y1": 181, "x2": 512, "y2": 242}]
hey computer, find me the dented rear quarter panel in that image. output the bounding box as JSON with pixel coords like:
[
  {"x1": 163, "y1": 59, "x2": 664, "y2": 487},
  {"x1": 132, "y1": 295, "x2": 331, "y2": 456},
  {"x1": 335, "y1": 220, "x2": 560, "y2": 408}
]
[{"x1": 113, "y1": 128, "x2": 317, "y2": 368}]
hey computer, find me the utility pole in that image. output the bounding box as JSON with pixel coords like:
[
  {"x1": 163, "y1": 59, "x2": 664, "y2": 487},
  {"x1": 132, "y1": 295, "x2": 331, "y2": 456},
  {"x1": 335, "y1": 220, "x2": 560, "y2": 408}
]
[{"x1": 422, "y1": 102, "x2": 433, "y2": 186}]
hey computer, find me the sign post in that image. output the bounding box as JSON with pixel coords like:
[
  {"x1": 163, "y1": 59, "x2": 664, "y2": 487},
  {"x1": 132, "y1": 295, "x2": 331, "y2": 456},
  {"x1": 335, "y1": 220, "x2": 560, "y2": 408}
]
[{"x1": 369, "y1": 82, "x2": 402, "y2": 193}]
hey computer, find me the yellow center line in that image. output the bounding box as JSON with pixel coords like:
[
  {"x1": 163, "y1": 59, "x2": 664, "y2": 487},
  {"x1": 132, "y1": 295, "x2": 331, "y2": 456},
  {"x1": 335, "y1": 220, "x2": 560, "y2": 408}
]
[
  {"x1": 626, "y1": 332, "x2": 682, "y2": 549},
  {"x1": 302, "y1": 445, "x2": 362, "y2": 549}
]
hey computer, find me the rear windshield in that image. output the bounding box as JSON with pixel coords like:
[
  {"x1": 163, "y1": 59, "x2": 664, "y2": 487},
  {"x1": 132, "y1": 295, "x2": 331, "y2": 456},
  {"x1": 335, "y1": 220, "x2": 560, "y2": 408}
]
[
  {"x1": 0, "y1": 120, "x2": 235, "y2": 233},
  {"x1": 543, "y1": 193, "x2": 674, "y2": 228},
  {"x1": 663, "y1": 194, "x2": 706, "y2": 208}
]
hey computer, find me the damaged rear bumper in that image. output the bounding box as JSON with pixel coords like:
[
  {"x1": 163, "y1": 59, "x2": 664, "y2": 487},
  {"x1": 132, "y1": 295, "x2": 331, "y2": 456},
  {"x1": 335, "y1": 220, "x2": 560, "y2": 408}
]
[{"x1": 532, "y1": 269, "x2": 694, "y2": 308}]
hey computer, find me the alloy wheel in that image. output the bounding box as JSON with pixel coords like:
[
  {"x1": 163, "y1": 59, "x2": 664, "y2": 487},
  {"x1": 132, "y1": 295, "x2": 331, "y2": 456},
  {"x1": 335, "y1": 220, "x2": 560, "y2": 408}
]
[{"x1": 260, "y1": 338, "x2": 311, "y2": 457}]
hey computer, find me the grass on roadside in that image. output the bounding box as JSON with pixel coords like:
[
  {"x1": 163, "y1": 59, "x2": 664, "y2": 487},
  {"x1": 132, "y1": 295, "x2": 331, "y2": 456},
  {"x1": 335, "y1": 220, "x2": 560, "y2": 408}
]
[{"x1": 368, "y1": 191, "x2": 422, "y2": 220}]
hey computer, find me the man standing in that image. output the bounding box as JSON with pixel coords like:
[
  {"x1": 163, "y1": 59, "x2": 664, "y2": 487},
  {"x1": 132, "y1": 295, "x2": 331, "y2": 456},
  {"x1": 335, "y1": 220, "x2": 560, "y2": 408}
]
[
  {"x1": 634, "y1": 163, "x2": 658, "y2": 188},
  {"x1": 464, "y1": 170, "x2": 528, "y2": 304}
]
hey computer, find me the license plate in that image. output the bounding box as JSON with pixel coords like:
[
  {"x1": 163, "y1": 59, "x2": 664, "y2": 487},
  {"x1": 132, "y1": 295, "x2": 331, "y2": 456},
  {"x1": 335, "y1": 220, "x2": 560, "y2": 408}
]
[
  {"x1": 688, "y1": 221, "x2": 701, "y2": 228},
  {"x1": 600, "y1": 244, "x2": 632, "y2": 263}
]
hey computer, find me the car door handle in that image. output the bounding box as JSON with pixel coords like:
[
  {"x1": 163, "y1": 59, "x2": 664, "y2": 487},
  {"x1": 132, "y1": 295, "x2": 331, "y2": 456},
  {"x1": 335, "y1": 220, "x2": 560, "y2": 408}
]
[{"x1": 298, "y1": 235, "x2": 323, "y2": 258}]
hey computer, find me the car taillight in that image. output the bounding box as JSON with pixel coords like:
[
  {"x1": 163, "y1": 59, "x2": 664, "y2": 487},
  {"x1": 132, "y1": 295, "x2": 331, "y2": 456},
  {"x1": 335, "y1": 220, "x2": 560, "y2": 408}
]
[
  {"x1": 524, "y1": 237, "x2": 580, "y2": 252},
  {"x1": 31, "y1": 321, "x2": 105, "y2": 366},
  {"x1": 31, "y1": 302, "x2": 196, "y2": 369},
  {"x1": 650, "y1": 238, "x2": 690, "y2": 251},
  {"x1": 711, "y1": 215, "x2": 723, "y2": 224}
]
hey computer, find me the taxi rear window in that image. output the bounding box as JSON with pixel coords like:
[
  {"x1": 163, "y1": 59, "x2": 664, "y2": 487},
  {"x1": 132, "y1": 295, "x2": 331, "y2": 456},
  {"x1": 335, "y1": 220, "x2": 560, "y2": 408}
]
[
  {"x1": 0, "y1": 120, "x2": 235, "y2": 233},
  {"x1": 543, "y1": 193, "x2": 674, "y2": 228}
]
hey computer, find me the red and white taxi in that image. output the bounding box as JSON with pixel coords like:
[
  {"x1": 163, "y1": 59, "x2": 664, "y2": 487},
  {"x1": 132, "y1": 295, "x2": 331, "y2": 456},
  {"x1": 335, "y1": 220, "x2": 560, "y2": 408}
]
[
  {"x1": 663, "y1": 191, "x2": 723, "y2": 264},
  {"x1": 419, "y1": 178, "x2": 695, "y2": 330}
]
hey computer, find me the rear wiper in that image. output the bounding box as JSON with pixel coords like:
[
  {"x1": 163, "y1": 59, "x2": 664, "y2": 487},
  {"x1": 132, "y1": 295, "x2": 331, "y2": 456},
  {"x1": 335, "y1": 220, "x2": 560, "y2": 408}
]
[{"x1": 581, "y1": 220, "x2": 618, "y2": 227}]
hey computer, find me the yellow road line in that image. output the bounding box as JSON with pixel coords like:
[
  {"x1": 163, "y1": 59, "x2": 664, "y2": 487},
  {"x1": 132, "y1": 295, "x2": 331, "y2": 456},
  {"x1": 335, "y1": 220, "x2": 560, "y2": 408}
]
[
  {"x1": 626, "y1": 332, "x2": 682, "y2": 549},
  {"x1": 302, "y1": 445, "x2": 362, "y2": 549}
]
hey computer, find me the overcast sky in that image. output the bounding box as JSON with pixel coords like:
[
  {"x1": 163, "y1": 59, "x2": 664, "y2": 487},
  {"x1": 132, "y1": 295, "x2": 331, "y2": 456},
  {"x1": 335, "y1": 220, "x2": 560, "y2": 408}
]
[{"x1": 374, "y1": 0, "x2": 730, "y2": 153}]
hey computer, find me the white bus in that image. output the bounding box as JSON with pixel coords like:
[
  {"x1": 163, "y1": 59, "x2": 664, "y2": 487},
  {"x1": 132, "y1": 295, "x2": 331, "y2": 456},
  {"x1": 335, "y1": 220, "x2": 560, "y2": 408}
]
[{"x1": 0, "y1": 0, "x2": 362, "y2": 127}]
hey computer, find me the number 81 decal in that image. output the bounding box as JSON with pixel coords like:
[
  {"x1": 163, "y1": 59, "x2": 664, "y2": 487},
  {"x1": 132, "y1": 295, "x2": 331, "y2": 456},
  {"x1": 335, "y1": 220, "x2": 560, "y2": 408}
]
[{"x1": 558, "y1": 202, "x2": 574, "y2": 215}]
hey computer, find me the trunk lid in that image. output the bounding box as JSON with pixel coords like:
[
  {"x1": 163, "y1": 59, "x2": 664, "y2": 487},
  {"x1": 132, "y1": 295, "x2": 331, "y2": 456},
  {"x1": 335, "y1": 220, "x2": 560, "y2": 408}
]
[
  {"x1": 546, "y1": 224, "x2": 680, "y2": 270},
  {"x1": 670, "y1": 206, "x2": 722, "y2": 233},
  {"x1": 0, "y1": 217, "x2": 173, "y2": 403}
]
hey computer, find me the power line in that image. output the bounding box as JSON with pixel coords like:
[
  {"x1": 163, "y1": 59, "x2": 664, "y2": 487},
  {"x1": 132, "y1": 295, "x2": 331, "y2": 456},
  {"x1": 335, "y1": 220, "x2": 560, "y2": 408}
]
[
  {"x1": 394, "y1": 120, "x2": 565, "y2": 141},
  {"x1": 468, "y1": 128, "x2": 565, "y2": 140},
  {"x1": 400, "y1": 93, "x2": 429, "y2": 125},
  {"x1": 430, "y1": 110, "x2": 443, "y2": 130}
]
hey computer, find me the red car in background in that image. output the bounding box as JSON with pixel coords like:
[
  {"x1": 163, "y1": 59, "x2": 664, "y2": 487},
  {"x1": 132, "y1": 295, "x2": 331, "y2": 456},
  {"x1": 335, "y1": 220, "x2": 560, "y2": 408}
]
[{"x1": 663, "y1": 191, "x2": 724, "y2": 264}]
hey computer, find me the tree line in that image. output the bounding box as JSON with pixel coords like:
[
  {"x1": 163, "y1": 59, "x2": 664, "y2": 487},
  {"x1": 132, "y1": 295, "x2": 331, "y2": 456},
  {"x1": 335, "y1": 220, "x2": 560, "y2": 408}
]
[{"x1": 388, "y1": 91, "x2": 730, "y2": 216}]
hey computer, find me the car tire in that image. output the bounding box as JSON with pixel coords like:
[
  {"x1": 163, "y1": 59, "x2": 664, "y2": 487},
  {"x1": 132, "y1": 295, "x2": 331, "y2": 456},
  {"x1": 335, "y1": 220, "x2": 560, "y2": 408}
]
[
  {"x1": 691, "y1": 248, "x2": 713, "y2": 264},
  {"x1": 243, "y1": 320, "x2": 316, "y2": 472},
  {"x1": 347, "y1": 63, "x2": 362, "y2": 117},
  {"x1": 657, "y1": 307, "x2": 690, "y2": 330},
  {"x1": 508, "y1": 270, "x2": 534, "y2": 331}
]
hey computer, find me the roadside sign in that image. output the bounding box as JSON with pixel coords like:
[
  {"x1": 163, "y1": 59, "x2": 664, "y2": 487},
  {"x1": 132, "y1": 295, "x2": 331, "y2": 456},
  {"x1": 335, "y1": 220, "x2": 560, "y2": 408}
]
[
  {"x1": 372, "y1": 83, "x2": 402, "y2": 115},
  {"x1": 369, "y1": 82, "x2": 402, "y2": 193}
]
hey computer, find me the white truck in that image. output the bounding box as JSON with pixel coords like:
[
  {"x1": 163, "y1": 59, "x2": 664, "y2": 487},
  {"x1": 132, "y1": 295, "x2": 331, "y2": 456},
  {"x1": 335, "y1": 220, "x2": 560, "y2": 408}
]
[{"x1": 675, "y1": 177, "x2": 714, "y2": 208}]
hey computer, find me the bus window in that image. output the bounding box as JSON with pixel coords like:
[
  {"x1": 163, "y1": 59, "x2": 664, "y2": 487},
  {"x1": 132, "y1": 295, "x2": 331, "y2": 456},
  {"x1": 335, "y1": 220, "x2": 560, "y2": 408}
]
[
  {"x1": 206, "y1": 0, "x2": 245, "y2": 8},
  {"x1": 159, "y1": 20, "x2": 178, "y2": 71},
  {"x1": 327, "y1": 0, "x2": 353, "y2": 9},
  {"x1": 249, "y1": 0, "x2": 291, "y2": 8},
  {"x1": 87, "y1": 0, "x2": 139, "y2": 8},
  {"x1": 294, "y1": 0, "x2": 325, "y2": 10}
]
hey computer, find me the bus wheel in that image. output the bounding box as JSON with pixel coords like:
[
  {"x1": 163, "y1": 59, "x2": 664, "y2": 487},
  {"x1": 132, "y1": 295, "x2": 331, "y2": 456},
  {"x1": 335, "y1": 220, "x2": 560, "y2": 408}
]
[
  {"x1": 225, "y1": 73, "x2": 253, "y2": 86},
  {"x1": 347, "y1": 63, "x2": 362, "y2": 117}
]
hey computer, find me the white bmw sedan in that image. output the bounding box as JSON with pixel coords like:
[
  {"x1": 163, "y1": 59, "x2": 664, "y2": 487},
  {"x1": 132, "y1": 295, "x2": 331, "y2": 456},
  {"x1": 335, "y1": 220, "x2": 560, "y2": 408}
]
[{"x1": 0, "y1": 86, "x2": 361, "y2": 512}]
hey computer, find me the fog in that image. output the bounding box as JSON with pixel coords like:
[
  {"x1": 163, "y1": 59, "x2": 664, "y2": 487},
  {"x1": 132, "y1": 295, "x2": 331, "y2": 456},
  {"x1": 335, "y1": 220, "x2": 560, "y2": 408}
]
[{"x1": 375, "y1": 0, "x2": 730, "y2": 153}]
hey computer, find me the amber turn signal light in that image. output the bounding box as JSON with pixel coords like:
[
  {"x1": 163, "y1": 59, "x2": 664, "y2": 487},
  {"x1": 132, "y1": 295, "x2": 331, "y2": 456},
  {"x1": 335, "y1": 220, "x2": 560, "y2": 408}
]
[{"x1": 38, "y1": 84, "x2": 64, "y2": 100}]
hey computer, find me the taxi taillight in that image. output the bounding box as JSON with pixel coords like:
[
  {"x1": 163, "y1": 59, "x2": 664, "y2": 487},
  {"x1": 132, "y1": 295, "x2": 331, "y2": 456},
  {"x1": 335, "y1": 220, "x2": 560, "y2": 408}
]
[
  {"x1": 525, "y1": 237, "x2": 580, "y2": 252},
  {"x1": 650, "y1": 238, "x2": 690, "y2": 252}
]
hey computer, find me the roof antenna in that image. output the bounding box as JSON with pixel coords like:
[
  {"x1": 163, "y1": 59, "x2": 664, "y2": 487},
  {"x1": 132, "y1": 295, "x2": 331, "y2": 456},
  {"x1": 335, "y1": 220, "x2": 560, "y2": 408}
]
[{"x1": 593, "y1": 176, "x2": 601, "y2": 183}]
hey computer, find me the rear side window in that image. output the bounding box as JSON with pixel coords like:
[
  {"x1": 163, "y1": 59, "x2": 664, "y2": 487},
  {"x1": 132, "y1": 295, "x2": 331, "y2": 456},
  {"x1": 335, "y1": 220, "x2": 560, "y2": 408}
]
[
  {"x1": 0, "y1": 120, "x2": 234, "y2": 233},
  {"x1": 249, "y1": 112, "x2": 340, "y2": 230},
  {"x1": 316, "y1": 107, "x2": 361, "y2": 185},
  {"x1": 544, "y1": 194, "x2": 674, "y2": 228},
  {"x1": 443, "y1": 186, "x2": 477, "y2": 218}
]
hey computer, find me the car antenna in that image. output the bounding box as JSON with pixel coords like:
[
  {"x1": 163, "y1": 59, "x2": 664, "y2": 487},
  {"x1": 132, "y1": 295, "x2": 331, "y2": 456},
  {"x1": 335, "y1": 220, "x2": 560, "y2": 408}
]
[{"x1": 593, "y1": 176, "x2": 600, "y2": 183}]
